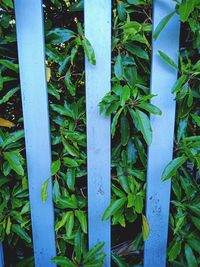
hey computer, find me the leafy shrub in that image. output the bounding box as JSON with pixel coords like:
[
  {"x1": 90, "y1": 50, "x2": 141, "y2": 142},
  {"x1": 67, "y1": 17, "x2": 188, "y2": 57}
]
[{"x1": 0, "y1": 0, "x2": 199, "y2": 266}]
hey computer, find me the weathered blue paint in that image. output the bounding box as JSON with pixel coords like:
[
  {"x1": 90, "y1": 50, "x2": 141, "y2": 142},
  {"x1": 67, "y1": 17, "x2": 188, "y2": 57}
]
[
  {"x1": 144, "y1": 1, "x2": 180, "y2": 266},
  {"x1": 14, "y1": 1, "x2": 56, "y2": 266},
  {"x1": 85, "y1": 1, "x2": 111, "y2": 266},
  {"x1": 0, "y1": 245, "x2": 3, "y2": 267}
]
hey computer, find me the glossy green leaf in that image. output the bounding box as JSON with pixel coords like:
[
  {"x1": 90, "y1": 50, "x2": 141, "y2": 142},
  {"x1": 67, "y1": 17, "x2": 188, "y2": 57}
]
[
  {"x1": 120, "y1": 115, "x2": 130, "y2": 146},
  {"x1": 142, "y1": 214, "x2": 149, "y2": 241},
  {"x1": 153, "y1": 11, "x2": 175, "y2": 40},
  {"x1": 82, "y1": 37, "x2": 96, "y2": 65},
  {"x1": 111, "y1": 107, "x2": 123, "y2": 138},
  {"x1": 75, "y1": 210, "x2": 87, "y2": 233},
  {"x1": 47, "y1": 28, "x2": 75, "y2": 45},
  {"x1": 138, "y1": 102, "x2": 162, "y2": 115},
  {"x1": 179, "y1": 0, "x2": 196, "y2": 22},
  {"x1": 162, "y1": 156, "x2": 187, "y2": 181},
  {"x1": 158, "y1": 50, "x2": 178, "y2": 70},
  {"x1": 41, "y1": 178, "x2": 49, "y2": 203},
  {"x1": 102, "y1": 198, "x2": 127, "y2": 221},
  {"x1": 52, "y1": 256, "x2": 76, "y2": 267},
  {"x1": 12, "y1": 224, "x2": 31, "y2": 243},
  {"x1": 136, "y1": 109, "x2": 152, "y2": 145},
  {"x1": 51, "y1": 160, "x2": 61, "y2": 176},
  {"x1": 83, "y1": 242, "x2": 105, "y2": 263},
  {"x1": 65, "y1": 211, "x2": 74, "y2": 238},
  {"x1": 3, "y1": 150, "x2": 24, "y2": 176},
  {"x1": 185, "y1": 244, "x2": 198, "y2": 267}
]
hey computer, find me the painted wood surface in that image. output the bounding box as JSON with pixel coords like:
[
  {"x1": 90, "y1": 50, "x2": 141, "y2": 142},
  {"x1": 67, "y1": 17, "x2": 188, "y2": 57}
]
[
  {"x1": 14, "y1": 1, "x2": 56, "y2": 266},
  {"x1": 85, "y1": 1, "x2": 111, "y2": 266},
  {"x1": 144, "y1": 1, "x2": 180, "y2": 266},
  {"x1": 0, "y1": 245, "x2": 3, "y2": 267}
]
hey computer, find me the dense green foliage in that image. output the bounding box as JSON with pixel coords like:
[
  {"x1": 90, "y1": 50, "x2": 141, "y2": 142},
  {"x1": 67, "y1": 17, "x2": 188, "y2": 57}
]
[{"x1": 0, "y1": 0, "x2": 199, "y2": 266}]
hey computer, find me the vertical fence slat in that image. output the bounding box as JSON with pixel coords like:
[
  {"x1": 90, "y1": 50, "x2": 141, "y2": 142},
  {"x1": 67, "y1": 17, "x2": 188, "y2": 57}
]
[
  {"x1": 0, "y1": 245, "x2": 3, "y2": 267},
  {"x1": 14, "y1": 1, "x2": 56, "y2": 266},
  {"x1": 144, "y1": 1, "x2": 180, "y2": 266},
  {"x1": 85, "y1": 1, "x2": 111, "y2": 266}
]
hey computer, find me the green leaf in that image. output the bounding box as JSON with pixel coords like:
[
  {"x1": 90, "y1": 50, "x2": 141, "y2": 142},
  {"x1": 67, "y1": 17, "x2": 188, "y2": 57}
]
[
  {"x1": 12, "y1": 224, "x2": 31, "y2": 243},
  {"x1": 82, "y1": 37, "x2": 96, "y2": 65},
  {"x1": 75, "y1": 210, "x2": 87, "y2": 233},
  {"x1": 53, "y1": 179, "x2": 61, "y2": 203},
  {"x1": 50, "y1": 104, "x2": 74, "y2": 118},
  {"x1": 64, "y1": 68, "x2": 76, "y2": 96},
  {"x1": 68, "y1": 0, "x2": 83, "y2": 11},
  {"x1": 168, "y1": 240, "x2": 182, "y2": 261},
  {"x1": 52, "y1": 256, "x2": 76, "y2": 267},
  {"x1": 138, "y1": 103, "x2": 162, "y2": 115},
  {"x1": 66, "y1": 168, "x2": 76, "y2": 191},
  {"x1": 120, "y1": 115, "x2": 130, "y2": 146},
  {"x1": 111, "y1": 107, "x2": 123, "y2": 138},
  {"x1": 102, "y1": 198, "x2": 127, "y2": 221},
  {"x1": 153, "y1": 11, "x2": 175, "y2": 40},
  {"x1": 3, "y1": 150, "x2": 24, "y2": 176},
  {"x1": 161, "y1": 156, "x2": 187, "y2": 181},
  {"x1": 125, "y1": 44, "x2": 149, "y2": 60},
  {"x1": 114, "y1": 54, "x2": 124, "y2": 80},
  {"x1": 171, "y1": 75, "x2": 187, "y2": 93},
  {"x1": 111, "y1": 253, "x2": 128, "y2": 267},
  {"x1": 0, "y1": 87, "x2": 19, "y2": 105},
  {"x1": 55, "y1": 212, "x2": 68, "y2": 231},
  {"x1": 136, "y1": 109, "x2": 152, "y2": 145},
  {"x1": 191, "y1": 114, "x2": 200, "y2": 127},
  {"x1": 158, "y1": 50, "x2": 178, "y2": 70},
  {"x1": 185, "y1": 244, "x2": 198, "y2": 267},
  {"x1": 117, "y1": 2, "x2": 127, "y2": 21},
  {"x1": 56, "y1": 195, "x2": 78, "y2": 209},
  {"x1": 2, "y1": 0, "x2": 13, "y2": 8},
  {"x1": 83, "y1": 242, "x2": 105, "y2": 263},
  {"x1": 41, "y1": 178, "x2": 49, "y2": 203},
  {"x1": 74, "y1": 229, "x2": 82, "y2": 263},
  {"x1": 191, "y1": 216, "x2": 200, "y2": 231},
  {"x1": 46, "y1": 28, "x2": 75, "y2": 45},
  {"x1": 0, "y1": 59, "x2": 19, "y2": 72},
  {"x1": 63, "y1": 157, "x2": 79, "y2": 167},
  {"x1": 3, "y1": 130, "x2": 24, "y2": 149},
  {"x1": 179, "y1": 0, "x2": 196, "y2": 22},
  {"x1": 51, "y1": 160, "x2": 61, "y2": 176},
  {"x1": 65, "y1": 211, "x2": 74, "y2": 238},
  {"x1": 142, "y1": 214, "x2": 149, "y2": 241},
  {"x1": 120, "y1": 85, "x2": 130, "y2": 106}
]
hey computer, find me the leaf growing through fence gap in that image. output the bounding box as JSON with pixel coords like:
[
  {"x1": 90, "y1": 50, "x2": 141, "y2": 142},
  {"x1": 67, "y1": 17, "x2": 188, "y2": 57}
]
[
  {"x1": 142, "y1": 214, "x2": 149, "y2": 240},
  {"x1": 153, "y1": 11, "x2": 175, "y2": 40},
  {"x1": 102, "y1": 198, "x2": 127, "y2": 221},
  {"x1": 41, "y1": 178, "x2": 49, "y2": 203},
  {"x1": 158, "y1": 50, "x2": 178, "y2": 70},
  {"x1": 82, "y1": 37, "x2": 96, "y2": 65},
  {"x1": 161, "y1": 156, "x2": 187, "y2": 181}
]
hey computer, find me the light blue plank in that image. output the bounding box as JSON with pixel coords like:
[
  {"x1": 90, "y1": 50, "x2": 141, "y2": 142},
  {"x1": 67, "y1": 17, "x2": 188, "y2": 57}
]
[
  {"x1": 14, "y1": 1, "x2": 56, "y2": 266},
  {"x1": 0, "y1": 245, "x2": 3, "y2": 267},
  {"x1": 144, "y1": 1, "x2": 180, "y2": 266},
  {"x1": 85, "y1": 1, "x2": 111, "y2": 266}
]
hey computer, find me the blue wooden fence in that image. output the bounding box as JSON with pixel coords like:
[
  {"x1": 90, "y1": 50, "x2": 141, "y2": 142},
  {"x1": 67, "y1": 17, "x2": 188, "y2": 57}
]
[{"x1": 0, "y1": 0, "x2": 180, "y2": 266}]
